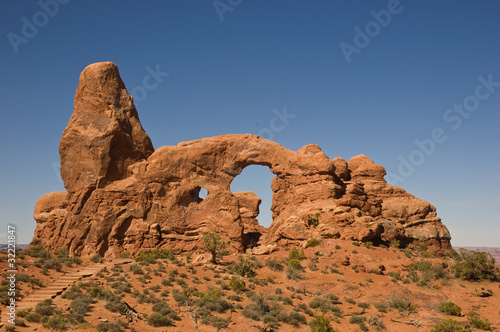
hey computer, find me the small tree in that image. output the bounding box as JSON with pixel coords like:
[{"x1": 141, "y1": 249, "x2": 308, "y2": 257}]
[
  {"x1": 452, "y1": 249, "x2": 496, "y2": 281},
  {"x1": 203, "y1": 233, "x2": 229, "y2": 264}
]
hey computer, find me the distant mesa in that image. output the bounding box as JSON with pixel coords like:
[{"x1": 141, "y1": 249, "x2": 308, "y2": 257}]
[{"x1": 33, "y1": 62, "x2": 452, "y2": 257}]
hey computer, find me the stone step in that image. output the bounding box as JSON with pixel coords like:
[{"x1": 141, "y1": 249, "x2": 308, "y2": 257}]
[{"x1": 12, "y1": 260, "x2": 130, "y2": 310}]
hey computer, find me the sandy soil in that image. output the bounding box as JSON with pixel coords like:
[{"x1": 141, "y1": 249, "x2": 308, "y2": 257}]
[{"x1": 1, "y1": 240, "x2": 499, "y2": 332}]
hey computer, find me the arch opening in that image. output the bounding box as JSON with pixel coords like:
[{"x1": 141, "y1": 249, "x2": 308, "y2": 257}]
[
  {"x1": 179, "y1": 186, "x2": 209, "y2": 206},
  {"x1": 230, "y1": 165, "x2": 275, "y2": 229}
]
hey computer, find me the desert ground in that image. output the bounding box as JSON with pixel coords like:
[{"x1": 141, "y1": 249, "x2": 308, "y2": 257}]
[{"x1": 1, "y1": 239, "x2": 499, "y2": 332}]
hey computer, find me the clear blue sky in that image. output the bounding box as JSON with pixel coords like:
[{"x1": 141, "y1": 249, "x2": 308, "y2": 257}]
[{"x1": 0, "y1": 1, "x2": 498, "y2": 246}]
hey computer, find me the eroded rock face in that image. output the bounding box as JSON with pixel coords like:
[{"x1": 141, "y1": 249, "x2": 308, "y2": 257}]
[{"x1": 33, "y1": 62, "x2": 452, "y2": 257}]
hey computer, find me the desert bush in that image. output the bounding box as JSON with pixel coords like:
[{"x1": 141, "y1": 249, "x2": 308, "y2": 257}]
[
  {"x1": 285, "y1": 311, "x2": 307, "y2": 327},
  {"x1": 265, "y1": 258, "x2": 284, "y2": 271},
  {"x1": 43, "y1": 257, "x2": 62, "y2": 271},
  {"x1": 307, "y1": 238, "x2": 322, "y2": 248},
  {"x1": 104, "y1": 301, "x2": 128, "y2": 313},
  {"x1": 70, "y1": 295, "x2": 92, "y2": 315},
  {"x1": 368, "y1": 315, "x2": 385, "y2": 330},
  {"x1": 198, "y1": 289, "x2": 231, "y2": 314},
  {"x1": 135, "y1": 249, "x2": 175, "y2": 264},
  {"x1": 344, "y1": 297, "x2": 356, "y2": 305},
  {"x1": 152, "y1": 301, "x2": 179, "y2": 320},
  {"x1": 288, "y1": 248, "x2": 305, "y2": 260},
  {"x1": 90, "y1": 254, "x2": 104, "y2": 263},
  {"x1": 407, "y1": 260, "x2": 447, "y2": 286},
  {"x1": 439, "y1": 301, "x2": 462, "y2": 316},
  {"x1": 374, "y1": 302, "x2": 388, "y2": 313},
  {"x1": 203, "y1": 316, "x2": 231, "y2": 329},
  {"x1": 452, "y1": 249, "x2": 496, "y2": 281},
  {"x1": 309, "y1": 313, "x2": 336, "y2": 332},
  {"x1": 432, "y1": 319, "x2": 471, "y2": 332},
  {"x1": 229, "y1": 276, "x2": 246, "y2": 292},
  {"x1": 242, "y1": 293, "x2": 286, "y2": 329},
  {"x1": 62, "y1": 283, "x2": 83, "y2": 300},
  {"x1": 147, "y1": 313, "x2": 173, "y2": 327},
  {"x1": 286, "y1": 259, "x2": 304, "y2": 281},
  {"x1": 230, "y1": 256, "x2": 259, "y2": 277},
  {"x1": 86, "y1": 286, "x2": 118, "y2": 302},
  {"x1": 350, "y1": 314, "x2": 366, "y2": 324},
  {"x1": 357, "y1": 302, "x2": 370, "y2": 310},
  {"x1": 42, "y1": 314, "x2": 68, "y2": 331},
  {"x1": 96, "y1": 321, "x2": 124, "y2": 332},
  {"x1": 467, "y1": 310, "x2": 491, "y2": 330},
  {"x1": 309, "y1": 294, "x2": 342, "y2": 317},
  {"x1": 25, "y1": 311, "x2": 42, "y2": 323},
  {"x1": 308, "y1": 213, "x2": 320, "y2": 227},
  {"x1": 35, "y1": 299, "x2": 56, "y2": 316},
  {"x1": 22, "y1": 245, "x2": 51, "y2": 259},
  {"x1": 391, "y1": 239, "x2": 401, "y2": 248},
  {"x1": 363, "y1": 241, "x2": 373, "y2": 248},
  {"x1": 388, "y1": 294, "x2": 415, "y2": 312},
  {"x1": 129, "y1": 264, "x2": 144, "y2": 275},
  {"x1": 203, "y1": 233, "x2": 229, "y2": 264}
]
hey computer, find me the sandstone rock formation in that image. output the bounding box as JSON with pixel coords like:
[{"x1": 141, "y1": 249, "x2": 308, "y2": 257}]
[{"x1": 33, "y1": 62, "x2": 452, "y2": 258}]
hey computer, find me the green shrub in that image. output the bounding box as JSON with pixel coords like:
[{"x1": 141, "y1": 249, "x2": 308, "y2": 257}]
[
  {"x1": 104, "y1": 301, "x2": 128, "y2": 313},
  {"x1": 374, "y1": 302, "x2": 387, "y2": 313},
  {"x1": 286, "y1": 259, "x2": 304, "y2": 281},
  {"x1": 42, "y1": 314, "x2": 68, "y2": 331},
  {"x1": 242, "y1": 293, "x2": 285, "y2": 328},
  {"x1": 62, "y1": 283, "x2": 83, "y2": 300},
  {"x1": 432, "y1": 319, "x2": 471, "y2": 332},
  {"x1": 91, "y1": 254, "x2": 104, "y2": 263},
  {"x1": 467, "y1": 311, "x2": 491, "y2": 330},
  {"x1": 135, "y1": 249, "x2": 175, "y2": 264},
  {"x1": 344, "y1": 297, "x2": 356, "y2": 305},
  {"x1": 22, "y1": 245, "x2": 51, "y2": 259},
  {"x1": 309, "y1": 313, "x2": 335, "y2": 332},
  {"x1": 452, "y1": 249, "x2": 496, "y2": 281},
  {"x1": 265, "y1": 258, "x2": 284, "y2": 271},
  {"x1": 129, "y1": 264, "x2": 144, "y2": 275},
  {"x1": 96, "y1": 321, "x2": 124, "y2": 332},
  {"x1": 147, "y1": 313, "x2": 173, "y2": 327},
  {"x1": 363, "y1": 241, "x2": 373, "y2": 249},
  {"x1": 35, "y1": 299, "x2": 55, "y2": 316},
  {"x1": 43, "y1": 257, "x2": 62, "y2": 271},
  {"x1": 285, "y1": 311, "x2": 307, "y2": 327},
  {"x1": 230, "y1": 256, "x2": 259, "y2": 277},
  {"x1": 25, "y1": 312, "x2": 42, "y2": 323},
  {"x1": 388, "y1": 294, "x2": 415, "y2": 312},
  {"x1": 288, "y1": 248, "x2": 305, "y2": 260},
  {"x1": 307, "y1": 238, "x2": 322, "y2": 248},
  {"x1": 308, "y1": 213, "x2": 320, "y2": 227},
  {"x1": 439, "y1": 301, "x2": 462, "y2": 316},
  {"x1": 70, "y1": 296, "x2": 92, "y2": 315},
  {"x1": 309, "y1": 294, "x2": 342, "y2": 316},
  {"x1": 368, "y1": 315, "x2": 385, "y2": 330},
  {"x1": 229, "y1": 276, "x2": 246, "y2": 292},
  {"x1": 391, "y1": 239, "x2": 401, "y2": 248},
  {"x1": 407, "y1": 260, "x2": 447, "y2": 286},
  {"x1": 203, "y1": 233, "x2": 229, "y2": 264}
]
